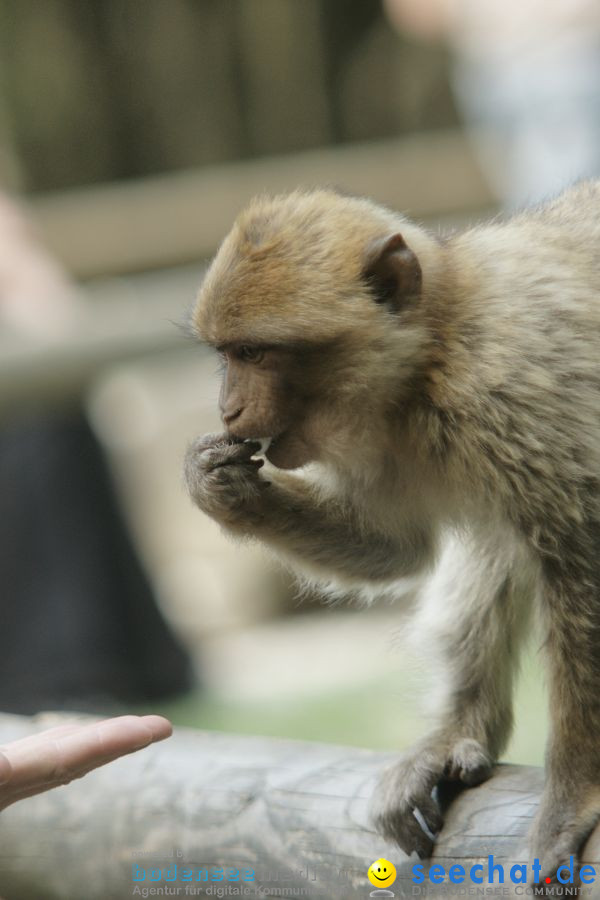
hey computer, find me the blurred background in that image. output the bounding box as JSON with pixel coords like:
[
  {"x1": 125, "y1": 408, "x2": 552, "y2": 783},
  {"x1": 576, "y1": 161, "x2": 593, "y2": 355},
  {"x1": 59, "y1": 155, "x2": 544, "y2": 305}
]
[{"x1": 2, "y1": 0, "x2": 599, "y2": 766}]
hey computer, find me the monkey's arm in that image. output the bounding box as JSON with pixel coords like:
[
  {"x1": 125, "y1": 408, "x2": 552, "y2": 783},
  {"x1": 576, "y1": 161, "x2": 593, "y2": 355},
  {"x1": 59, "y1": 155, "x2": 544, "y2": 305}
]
[
  {"x1": 253, "y1": 471, "x2": 431, "y2": 585},
  {"x1": 184, "y1": 435, "x2": 433, "y2": 585}
]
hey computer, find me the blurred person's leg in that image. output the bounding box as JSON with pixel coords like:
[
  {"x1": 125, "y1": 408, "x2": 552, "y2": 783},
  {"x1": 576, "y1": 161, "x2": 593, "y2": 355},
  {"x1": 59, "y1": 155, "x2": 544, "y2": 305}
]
[
  {"x1": 0, "y1": 191, "x2": 192, "y2": 713},
  {"x1": 0, "y1": 408, "x2": 192, "y2": 713},
  {"x1": 384, "y1": 0, "x2": 600, "y2": 208},
  {"x1": 453, "y1": 47, "x2": 600, "y2": 208}
]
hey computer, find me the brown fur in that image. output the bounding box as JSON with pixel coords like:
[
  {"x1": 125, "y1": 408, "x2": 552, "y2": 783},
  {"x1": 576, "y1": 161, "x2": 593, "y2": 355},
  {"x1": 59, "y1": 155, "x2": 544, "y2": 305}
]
[{"x1": 185, "y1": 184, "x2": 600, "y2": 889}]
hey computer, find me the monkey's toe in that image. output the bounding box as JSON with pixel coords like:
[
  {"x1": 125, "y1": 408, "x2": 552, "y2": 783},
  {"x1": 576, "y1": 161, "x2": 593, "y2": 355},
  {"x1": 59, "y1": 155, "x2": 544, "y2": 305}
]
[
  {"x1": 373, "y1": 797, "x2": 441, "y2": 859},
  {"x1": 371, "y1": 751, "x2": 445, "y2": 857},
  {"x1": 444, "y1": 738, "x2": 493, "y2": 786},
  {"x1": 530, "y1": 853, "x2": 582, "y2": 898},
  {"x1": 382, "y1": 813, "x2": 436, "y2": 859},
  {"x1": 528, "y1": 789, "x2": 600, "y2": 895}
]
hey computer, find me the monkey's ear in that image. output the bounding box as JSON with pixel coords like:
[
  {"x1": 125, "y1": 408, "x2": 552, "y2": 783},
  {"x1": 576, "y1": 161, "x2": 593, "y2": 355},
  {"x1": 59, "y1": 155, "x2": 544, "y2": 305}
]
[{"x1": 363, "y1": 233, "x2": 422, "y2": 311}]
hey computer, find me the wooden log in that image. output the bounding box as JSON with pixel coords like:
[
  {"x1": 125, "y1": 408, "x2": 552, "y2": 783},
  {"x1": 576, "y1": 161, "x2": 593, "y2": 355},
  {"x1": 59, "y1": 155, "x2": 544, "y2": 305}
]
[{"x1": 0, "y1": 713, "x2": 597, "y2": 899}]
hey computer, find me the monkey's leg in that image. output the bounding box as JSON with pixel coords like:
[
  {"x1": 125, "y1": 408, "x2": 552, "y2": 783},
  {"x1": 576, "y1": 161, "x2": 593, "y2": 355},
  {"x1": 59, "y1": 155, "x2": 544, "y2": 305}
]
[
  {"x1": 528, "y1": 571, "x2": 600, "y2": 890},
  {"x1": 372, "y1": 533, "x2": 534, "y2": 857}
]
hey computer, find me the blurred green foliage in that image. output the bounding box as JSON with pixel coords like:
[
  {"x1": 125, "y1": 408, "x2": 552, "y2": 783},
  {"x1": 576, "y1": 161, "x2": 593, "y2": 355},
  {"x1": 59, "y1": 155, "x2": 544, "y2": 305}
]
[{"x1": 148, "y1": 647, "x2": 547, "y2": 766}]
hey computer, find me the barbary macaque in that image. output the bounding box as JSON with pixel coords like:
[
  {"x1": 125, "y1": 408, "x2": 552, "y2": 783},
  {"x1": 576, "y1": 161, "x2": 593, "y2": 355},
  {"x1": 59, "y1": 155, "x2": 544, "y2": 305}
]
[{"x1": 184, "y1": 184, "x2": 600, "y2": 887}]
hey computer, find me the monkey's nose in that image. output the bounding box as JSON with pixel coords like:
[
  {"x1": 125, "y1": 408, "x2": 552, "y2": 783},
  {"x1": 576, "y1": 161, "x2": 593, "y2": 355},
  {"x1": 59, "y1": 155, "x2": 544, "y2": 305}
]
[{"x1": 222, "y1": 406, "x2": 243, "y2": 425}]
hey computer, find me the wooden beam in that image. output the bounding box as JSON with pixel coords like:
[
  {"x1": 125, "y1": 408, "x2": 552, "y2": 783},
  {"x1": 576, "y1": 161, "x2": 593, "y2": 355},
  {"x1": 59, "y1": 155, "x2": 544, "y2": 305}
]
[
  {"x1": 29, "y1": 131, "x2": 494, "y2": 279},
  {"x1": 0, "y1": 714, "x2": 597, "y2": 898},
  {"x1": 0, "y1": 265, "x2": 204, "y2": 415}
]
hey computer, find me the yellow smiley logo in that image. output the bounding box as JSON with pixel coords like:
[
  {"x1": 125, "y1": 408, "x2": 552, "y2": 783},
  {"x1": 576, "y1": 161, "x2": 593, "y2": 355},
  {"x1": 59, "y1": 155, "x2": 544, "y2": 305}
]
[{"x1": 368, "y1": 858, "x2": 397, "y2": 888}]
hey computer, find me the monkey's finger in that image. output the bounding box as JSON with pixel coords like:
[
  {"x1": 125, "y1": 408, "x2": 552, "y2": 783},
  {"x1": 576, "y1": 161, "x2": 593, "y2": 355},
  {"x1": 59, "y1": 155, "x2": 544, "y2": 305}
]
[
  {"x1": 234, "y1": 458, "x2": 265, "y2": 471},
  {"x1": 414, "y1": 793, "x2": 444, "y2": 839},
  {"x1": 392, "y1": 810, "x2": 436, "y2": 859},
  {"x1": 190, "y1": 432, "x2": 237, "y2": 454},
  {"x1": 201, "y1": 441, "x2": 261, "y2": 469}
]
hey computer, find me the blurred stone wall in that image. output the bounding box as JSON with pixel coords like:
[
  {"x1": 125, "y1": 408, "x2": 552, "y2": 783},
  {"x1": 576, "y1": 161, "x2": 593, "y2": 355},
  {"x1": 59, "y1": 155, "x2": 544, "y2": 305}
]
[{"x1": 0, "y1": 0, "x2": 457, "y2": 192}]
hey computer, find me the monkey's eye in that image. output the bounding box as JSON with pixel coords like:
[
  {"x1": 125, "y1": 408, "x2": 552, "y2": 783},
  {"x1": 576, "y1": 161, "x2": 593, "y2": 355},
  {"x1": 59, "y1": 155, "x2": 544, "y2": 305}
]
[{"x1": 238, "y1": 345, "x2": 264, "y2": 363}]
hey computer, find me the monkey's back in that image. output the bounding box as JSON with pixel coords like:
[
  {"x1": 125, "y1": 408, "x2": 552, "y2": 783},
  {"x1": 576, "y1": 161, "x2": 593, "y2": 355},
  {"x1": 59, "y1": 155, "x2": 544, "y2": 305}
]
[{"x1": 440, "y1": 182, "x2": 600, "y2": 537}]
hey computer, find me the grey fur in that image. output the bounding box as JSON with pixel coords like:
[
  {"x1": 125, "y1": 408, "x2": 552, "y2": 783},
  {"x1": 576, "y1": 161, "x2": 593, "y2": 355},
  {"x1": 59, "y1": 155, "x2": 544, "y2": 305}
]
[{"x1": 185, "y1": 183, "x2": 600, "y2": 888}]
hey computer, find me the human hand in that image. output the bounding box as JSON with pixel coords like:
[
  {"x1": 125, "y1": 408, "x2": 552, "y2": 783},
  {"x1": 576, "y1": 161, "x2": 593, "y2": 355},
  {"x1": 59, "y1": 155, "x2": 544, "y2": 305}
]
[
  {"x1": 0, "y1": 192, "x2": 81, "y2": 338},
  {"x1": 0, "y1": 714, "x2": 172, "y2": 811}
]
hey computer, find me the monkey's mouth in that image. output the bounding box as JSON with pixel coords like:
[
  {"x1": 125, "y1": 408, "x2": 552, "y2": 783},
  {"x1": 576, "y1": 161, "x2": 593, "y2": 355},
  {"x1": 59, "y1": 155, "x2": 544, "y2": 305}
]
[
  {"x1": 247, "y1": 431, "x2": 312, "y2": 470},
  {"x1": 252, "y1": 433, "x2": 285, "y2": 464},
  {"x1": 256, "y1": 437, "x2": 274, "y2": 455},
  {"x1": 246, "y1": 435, "x2": 276, "y2": 456}
]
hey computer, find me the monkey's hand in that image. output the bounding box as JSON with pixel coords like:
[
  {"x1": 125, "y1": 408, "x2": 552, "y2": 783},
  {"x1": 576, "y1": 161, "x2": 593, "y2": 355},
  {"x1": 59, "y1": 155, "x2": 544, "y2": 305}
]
[
  {"x1": 527, "y1": 775, "x2": 600, "y2": 892},
  {"x1": 184, "y1": 433, "x2": 268, "y2": 529},
  {"x1": 371, "y1": 732, "x2": 493, "y2": 857},
  {"x1": 186, "y1": 433, "x2": 432, "y2": 584}
]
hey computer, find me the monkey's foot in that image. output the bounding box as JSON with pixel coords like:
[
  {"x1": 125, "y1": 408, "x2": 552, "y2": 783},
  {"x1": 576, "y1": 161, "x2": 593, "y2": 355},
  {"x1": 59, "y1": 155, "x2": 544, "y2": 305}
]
[
  {"x1": 528, "y1": 786, "x2": 600, "y2": 895},
  {"x1": 371, "y1": 735, "x2": 493, "y2": 857}
]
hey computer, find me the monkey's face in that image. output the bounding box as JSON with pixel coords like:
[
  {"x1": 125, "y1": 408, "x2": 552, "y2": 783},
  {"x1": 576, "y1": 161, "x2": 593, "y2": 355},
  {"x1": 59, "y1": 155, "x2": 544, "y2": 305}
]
[
  {"x1": 215, "y1": 342, "x2": 324, "y2": 470},
  {"x1": 191, "y1": 190, "x2": 427, "y2": 471}
]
